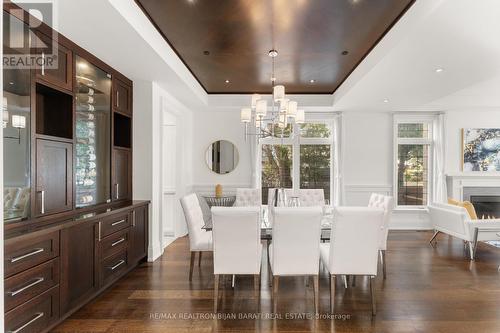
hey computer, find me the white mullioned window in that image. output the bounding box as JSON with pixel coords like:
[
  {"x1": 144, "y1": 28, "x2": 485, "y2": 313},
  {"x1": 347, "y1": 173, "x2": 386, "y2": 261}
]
[
  {"x1": 260, "y1": 119, "x2": 334, "y2": 205},
  {"x1": 393, "y1": 115, "x2": 434, "y2": 208}
]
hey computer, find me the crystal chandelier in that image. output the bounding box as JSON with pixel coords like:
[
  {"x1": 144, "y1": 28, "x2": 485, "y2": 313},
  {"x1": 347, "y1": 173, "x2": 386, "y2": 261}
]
[{"x1": 241, "y1": 50, "x2": 305, "y2": 141}]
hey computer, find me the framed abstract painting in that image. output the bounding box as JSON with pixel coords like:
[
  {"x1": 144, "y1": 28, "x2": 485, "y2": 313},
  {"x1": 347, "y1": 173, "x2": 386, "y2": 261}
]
[{"x1": 462, "y1": 128, "x2": 500, "y2": 172}]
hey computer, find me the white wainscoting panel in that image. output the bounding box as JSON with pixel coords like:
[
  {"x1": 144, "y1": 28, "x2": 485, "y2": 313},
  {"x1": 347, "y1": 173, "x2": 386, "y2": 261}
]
[{"x1": 344, "y1": 184, "x2": 392, "y2": 206}]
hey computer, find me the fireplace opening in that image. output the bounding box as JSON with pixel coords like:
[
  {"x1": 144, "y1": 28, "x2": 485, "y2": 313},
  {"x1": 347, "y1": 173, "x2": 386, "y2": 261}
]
[{"x1": 470, "y1": 196, "x2": 500, "y2": 219}]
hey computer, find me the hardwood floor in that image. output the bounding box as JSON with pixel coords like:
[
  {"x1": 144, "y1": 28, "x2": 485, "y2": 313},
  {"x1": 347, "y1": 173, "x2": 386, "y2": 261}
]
[{"x1": 52, "y1": 231, "x2": 500, "y2": 333}]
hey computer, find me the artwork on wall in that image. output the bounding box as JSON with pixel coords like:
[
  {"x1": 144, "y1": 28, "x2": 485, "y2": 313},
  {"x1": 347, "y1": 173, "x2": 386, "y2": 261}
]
[{"x1": 463, "y1": 128, "x2": 500, "y2": 172}]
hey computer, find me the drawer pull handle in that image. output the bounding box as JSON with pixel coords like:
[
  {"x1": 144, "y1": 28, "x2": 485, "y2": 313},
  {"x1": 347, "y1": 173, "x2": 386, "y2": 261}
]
[
  {"x1": 109, "y1": 259, "x2": 126, "y2": 271},
  {"x1": 111, "y1": 219, "x2": 126, "y2": 227},
  {"x1": 7, "y1": 277, "x2": 45, "y2": 297},
  {"x1": 111, "y1": 238, "x2": 126, "y2": 247},
  {"x1": 10, "y1": 248, "x2": 44, "y2": 263},
  {"x1": 8, "y1": 312, "x2": 44, "y2": 333}
]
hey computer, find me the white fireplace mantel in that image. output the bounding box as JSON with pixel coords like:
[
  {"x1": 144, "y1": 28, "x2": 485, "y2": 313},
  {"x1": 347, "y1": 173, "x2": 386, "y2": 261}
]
[{"x1": 446, "y1": 173, "x2": 500, "y2": 200}]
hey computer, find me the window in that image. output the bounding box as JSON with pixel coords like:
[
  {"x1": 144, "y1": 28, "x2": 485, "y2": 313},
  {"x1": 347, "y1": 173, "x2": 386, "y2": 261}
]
[
  {"x1": 394, "y1": 117, "x2": 433, "y2": 207},
  {"x1": 260, "y1": 121, "x2": 333, "y2": 204}
]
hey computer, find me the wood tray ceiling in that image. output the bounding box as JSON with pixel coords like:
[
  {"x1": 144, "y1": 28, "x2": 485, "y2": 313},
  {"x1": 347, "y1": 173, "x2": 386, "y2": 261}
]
[{"x1": 135, "y1": 0, "x2": 414, "y2": 94}]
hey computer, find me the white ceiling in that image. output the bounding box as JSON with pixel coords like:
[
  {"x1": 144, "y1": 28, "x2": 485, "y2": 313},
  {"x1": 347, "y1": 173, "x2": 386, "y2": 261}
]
[
  {"x1": 333, "y1": 0, "x2": 500, "y2": 112},
  {"x1": 14, "y1": 0, "x2": 500, "y2": 113}
]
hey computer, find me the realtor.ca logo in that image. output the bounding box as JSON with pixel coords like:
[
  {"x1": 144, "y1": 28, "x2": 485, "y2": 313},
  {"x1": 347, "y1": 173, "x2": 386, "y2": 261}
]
[{"x1": 3, "y1": 1, "x2": 58, "y2": 70}]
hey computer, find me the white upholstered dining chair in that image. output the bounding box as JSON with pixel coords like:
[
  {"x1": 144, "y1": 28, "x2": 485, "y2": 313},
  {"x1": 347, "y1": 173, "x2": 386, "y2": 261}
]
[
  {"x1": 368, "y1": 193, "x2": 394, "y2": 279},
  {"x1": 285, "y1": 189, "x2": 325, "y2": 207},
  {"x1": 320, "y1": 207, "x2": 384, "y2": 315},
  {"x1": 269, "y1": 207, "x2": 323, "y2": 314},
  {"x1": 180, "y1": 193, "x2": 213, "y2": 281},
  {"x1": 234, "y1": 188, "x2": 262, "y2": 207},
  {"x1": 212, "y1": 207, "x2": 262, "y2": 312}
]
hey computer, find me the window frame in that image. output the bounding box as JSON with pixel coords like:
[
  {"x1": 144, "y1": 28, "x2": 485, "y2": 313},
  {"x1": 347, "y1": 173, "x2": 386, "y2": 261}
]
[
  {"x1": 259, "y1": 119, "x2": 334, "y2": 201},
  {"x1": 393, "y1": 115, "x2": 434, "y2": 210}
]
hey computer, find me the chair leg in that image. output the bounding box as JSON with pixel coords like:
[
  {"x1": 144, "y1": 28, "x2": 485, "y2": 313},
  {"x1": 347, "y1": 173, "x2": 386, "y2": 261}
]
[
  {"x1": 189, "y1": 252, "x2": 195, "y2": 281},
  {"x1": 198, "y1": 251, "x2": 202, "y2": 267},
  {"x1": 370, "y1": 275, "x2": 376, "y2": 316},
  {"x1": 381, "y1": 250, "x2": 387, "y2": 279},
  {"x1": 273, "y1": 276, "x2": 279, "y2": 313},
  {"x1": 429, "y1": 230, "x2": 440, "y2": 245},
  {"x1": 214, "y1": 274, "x2": 220, "y2": 313},
  {"x1": 313, "y1": 275, "x2": 319, "y2": 315},
  {"x1": 343, "y1": 275, "x2": 348, "y2": 288},
  {"x1": 351, "y1": 275, "x2": 356, "y2": 287},
  {"x1": 468, "y1": 242, "x2": 475, "y2": 261},
  {"x1": 330, "y1": 275, "x2": 336, "y2": 314}
]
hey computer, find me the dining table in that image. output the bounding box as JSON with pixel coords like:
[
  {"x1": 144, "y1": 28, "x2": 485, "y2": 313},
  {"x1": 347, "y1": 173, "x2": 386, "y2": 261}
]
[{"x1": 202, "y1": 205, "x2": 334, "y2": 241}]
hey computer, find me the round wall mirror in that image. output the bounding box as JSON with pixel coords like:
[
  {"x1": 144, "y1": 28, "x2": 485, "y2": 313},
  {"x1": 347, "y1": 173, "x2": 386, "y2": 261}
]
[{"x1": 205, "y1": 140, "x2": 239, "y2": 174}]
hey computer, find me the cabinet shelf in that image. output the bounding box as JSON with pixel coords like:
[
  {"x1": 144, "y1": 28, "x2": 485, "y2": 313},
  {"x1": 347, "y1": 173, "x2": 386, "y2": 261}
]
[
  {"x1": 36, "y1": 83, "x2": 73, "y2": 139},
  {"x1": 113, "y1": 113, "x2": 131, "y2": 149}
]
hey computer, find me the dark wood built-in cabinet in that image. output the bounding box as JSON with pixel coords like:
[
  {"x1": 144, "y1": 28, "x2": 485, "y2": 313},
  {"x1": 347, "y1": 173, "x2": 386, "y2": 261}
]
[
  {"x1": 3, "y1": 4, "x2": 146, "y2": 333},
  {"x1": 113, "y1": 78, "x2": 132, "y2": 116},
  {"x1": 59, "y1": 220, "x2": 99, "y2": 314},
  {"x1": 113, "y1": 148, "x2": 132, "y2": 201},
  {"x1": 34, "y1": 31, "x2": 74, "y2": 92},
  {"x1": 35, "y1": 139, "x2": 73, "y2": 216}
]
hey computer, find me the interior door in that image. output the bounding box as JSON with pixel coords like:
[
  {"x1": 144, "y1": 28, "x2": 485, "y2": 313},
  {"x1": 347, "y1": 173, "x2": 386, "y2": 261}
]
[{"x1": 35, "y1": 139, "x2": 73, "y2": 216}]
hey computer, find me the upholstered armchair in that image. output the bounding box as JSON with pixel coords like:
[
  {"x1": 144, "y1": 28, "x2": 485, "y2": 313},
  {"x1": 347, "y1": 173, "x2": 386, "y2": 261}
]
[{"x1": 429, "y1": 203, "x2": 500, "y2": 260}]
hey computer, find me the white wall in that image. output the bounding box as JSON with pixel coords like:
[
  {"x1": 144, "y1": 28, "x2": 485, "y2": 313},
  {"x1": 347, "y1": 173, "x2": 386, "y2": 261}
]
[
  {"x1": 191, "y1": 110, "x2": 252, "y2": 194},
  {"x1": 191, "y1": 109, "x2": 498, "y2": 229},
  {"x1": 133, "y1": 81, "x2": 193, "y2": 260}
]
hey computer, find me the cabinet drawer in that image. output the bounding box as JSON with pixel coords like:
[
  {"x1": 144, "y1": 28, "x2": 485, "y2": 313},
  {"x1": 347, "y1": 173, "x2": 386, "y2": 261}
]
[
  {"x1": 100, "y1": 250, "x2": 128, "y2": 286},
  {"x1": 5, "y1": 286, "x2": 59, "y2": 333},
  {"x1": 5, "y1": 231, "x2": 59, "y2": 278},
  {"x1": 100, "y1": 213, "x2": 131, "y2": 239},
  {"x1": 101, "y1": 229, "x2": 129, "y2": 260},
  {"x1": 5, "y1": 258, "x2": 60, "y2": 312}
]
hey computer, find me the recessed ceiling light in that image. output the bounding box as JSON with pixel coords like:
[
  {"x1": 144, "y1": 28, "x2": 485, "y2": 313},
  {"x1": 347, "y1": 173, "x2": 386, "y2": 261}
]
[
  {"x1": 341, "y1": 50, "x2": 349, "y2": 55},
  {"x1": 310, "y1": 79, "x2": 315, "y2": 83},
  {"x1": 435, "y1": 68, "x2": 444, "y2": 73},
  {"x1": 268, "y1": 49, "x2": 278, "y2": 58},
  {"x1": 9, "y1": 82, "x2": 14, "y2": 85},
  {"x1": 225, "y1": 79, "x2": 230, "y2": 83},
  {"x1": 203, "y1": 50, "x2": 210, "y2": 55},
  {"x1": 383, "y1": 98, "x2": 389, "y2": 103}
]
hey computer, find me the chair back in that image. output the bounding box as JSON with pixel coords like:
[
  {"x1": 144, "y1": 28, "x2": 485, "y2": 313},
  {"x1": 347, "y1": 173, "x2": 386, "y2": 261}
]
[
  {"x1": 212, "y1": 207, "x2": 261, "y2": 274},
  {"x1": 272, "y1": 207, "x2": 322, "y2": 275},
  {"x1": 180, "y1": 193, "x2": 209, "y2": 251},
  {"x1": 368, "y1": 193, "x2": 394, "y2": 250},
  {"x1": 285, "y1": 189, "x2": 325, "y2": 207},
  {"x1": 235, "y1": 188, "x2": 261, "y2": 207},
  {"x1": 328, "y1": 207, "x2": 384, "y2": 276}
]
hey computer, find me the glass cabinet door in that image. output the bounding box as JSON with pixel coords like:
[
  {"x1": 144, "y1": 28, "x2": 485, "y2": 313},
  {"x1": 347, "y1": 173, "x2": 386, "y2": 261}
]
[
  {"x1": 75, "y1": 56, "x2": 111, "y2": 207},
  {"x1": 3, "y1": 11, "x2": 32, "y2": 222}
]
